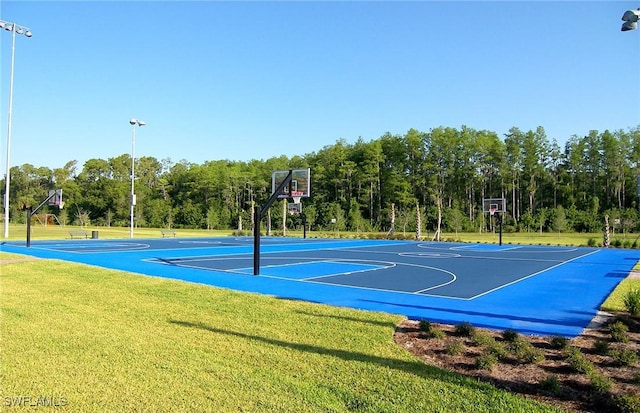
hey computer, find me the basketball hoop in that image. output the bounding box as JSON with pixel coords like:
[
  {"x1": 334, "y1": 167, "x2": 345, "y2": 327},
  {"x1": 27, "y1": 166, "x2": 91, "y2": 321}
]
[
  {"x1": 291, "y1": 190, "x2": 303, "y2": 205},
  {"x1": 489, "y1": 207, "x2": 497, "y2": 217}
]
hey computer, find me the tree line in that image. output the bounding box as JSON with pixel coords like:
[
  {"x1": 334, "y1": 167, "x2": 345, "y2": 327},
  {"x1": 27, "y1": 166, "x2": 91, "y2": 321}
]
[{"x1": 4, "y1": 124, "x2": 640, "y2": 237}]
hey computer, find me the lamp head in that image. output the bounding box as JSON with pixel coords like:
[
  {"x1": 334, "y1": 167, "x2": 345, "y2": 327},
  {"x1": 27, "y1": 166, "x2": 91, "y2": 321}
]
[
  {"x1": 622, "y1": 9, "x2": 640, "y2": 22},
  {"x1": 137, "y1": 120, "x2": 146, "y2": 127},
  {"x1": 129, "y1": 118, "x2": 137, "y2": 125},
  {"x1": 621, "y1": 8, "x2": 640, "y2": 30}
]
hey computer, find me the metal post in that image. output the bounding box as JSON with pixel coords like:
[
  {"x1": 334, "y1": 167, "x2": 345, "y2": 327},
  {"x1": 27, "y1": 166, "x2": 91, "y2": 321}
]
[
  {"x1": 25, "y1": 189, "x2": 57, "y2": 247},
  {"x1": 253, "y1": 170, "x2": 292, "y2": 275},
  {"x1": 129, "y1": 118, "x2": 145, "y2": 239},
  {"x1": 253, "y1": 206, "x2": 261, "y2": 275},
  {"x1": 26, "y1": 206, "x2": 32, "y2": 247},
  {"x1": 130, "y1": 124, "x2": 136, "y2": 239},
  {"x1": 302, "y1": 213, "x2": 307, "y2": 239}
]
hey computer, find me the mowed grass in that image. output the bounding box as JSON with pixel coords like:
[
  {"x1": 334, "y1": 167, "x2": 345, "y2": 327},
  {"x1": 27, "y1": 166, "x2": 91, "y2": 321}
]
[
  {"x1": 601, "y1": 262, "x2": 640, "y2": 313},
  {"x1": 2, "y1": 223, "x2": 232, "y2": 241},
  {"x1": 1, "y1": 222, "x2": 626, "y2": 247},
  {"x1": 0, "y1": 256, "x2": 564, "y2": 412}
]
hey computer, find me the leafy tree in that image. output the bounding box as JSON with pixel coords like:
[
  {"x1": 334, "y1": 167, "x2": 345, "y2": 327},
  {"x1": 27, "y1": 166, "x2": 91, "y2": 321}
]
[{"x1": 552, "y1": 206, "x2": 568, "y2": 234}]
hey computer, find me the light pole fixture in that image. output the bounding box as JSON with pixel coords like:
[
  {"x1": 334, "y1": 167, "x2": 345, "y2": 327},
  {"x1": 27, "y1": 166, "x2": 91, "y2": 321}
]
[
  {"x1": 129, "y1": 118, "x2": 146, "y2": 238},
  {"x1": 621, "y1": 8, "x2": 640, "y2": 31},
  {"x1": 621, "y1": 8, "x2": 640, "y2": 213},
  {"x1": 1, "y1": 20, "x2": 32, "y2": 238}
]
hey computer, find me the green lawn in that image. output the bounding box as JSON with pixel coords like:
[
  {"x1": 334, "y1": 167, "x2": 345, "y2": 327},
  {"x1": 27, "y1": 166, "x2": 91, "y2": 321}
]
[
  {"x1": 1, "y1": 257, "x2": 564, "y2": 412},
  {"x1": 1, "y1": 222, "x2": 633, "y2": 247},
  {"x1": 1, "y1": 223, "x2": 233, "y2": 241},
  {"x1": 601, "y1": 262, "x2": 640, "y2": 313},
  {"x1": 2, "y1": 225, "x2": 638, "y2": 411}
]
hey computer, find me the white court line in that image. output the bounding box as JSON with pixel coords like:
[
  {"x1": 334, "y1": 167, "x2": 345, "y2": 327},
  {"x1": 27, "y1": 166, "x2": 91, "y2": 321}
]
[
  {"x1": 144, "y1": 246, "x2": 596, "y2": 301},
  {"x1": 147, "y1": 255, "x2": 459, "y2": 296},
  {"x1": 449, "y1": 244, "x2": 523, "y2": 251},
  {"x1": 466, "y1": 249, "x2": 602, "y2": 300},
  {"x1": 418, "y1": 243, "x2": 579, "y2": 254},
  {"x1": 398, "y1": 252, "x2": 461, "y2": 258},
  {"x1": 330, "y1": 247, "x2": 567, "y2": 264},
  {"x1": 29, "y1": 243, "x2": 151, "y2": 253}
]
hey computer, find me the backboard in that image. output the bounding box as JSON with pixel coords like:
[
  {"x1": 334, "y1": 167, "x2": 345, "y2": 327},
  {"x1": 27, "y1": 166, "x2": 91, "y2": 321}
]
[
  {"x1": 288, "y1": 202, "x2": 302, "y2": 215},
  {"x1": 272, "y1": 168, "x2": 311, "y2": 199},
  {"x1": 48, "y1": 189, "x2": 63, "y2": 209},
  {"x1": 482, "y1": 197, "x2": 506, "y2": 215}
]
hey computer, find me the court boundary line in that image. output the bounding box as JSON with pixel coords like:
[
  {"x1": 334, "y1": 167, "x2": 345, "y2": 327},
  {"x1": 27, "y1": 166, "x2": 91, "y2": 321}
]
[
  {"x1": 467, "y1": 248, "x2": 602, "y2": 300},
  {"x1": 342, "y1": 248, "x2": 571, "y2": 264},
  {"x1": 234, "y1": 259, "x2": 391, "y2": 279},
  {"x1": 147, "y1": 255, "x2": 463, "y2": 298},
  {"x1": 418, "y1": 243, "x2": 580, "y2": 254},
  {"x1": 145, "y1": 247, "x2": 600, "y2": 300}
]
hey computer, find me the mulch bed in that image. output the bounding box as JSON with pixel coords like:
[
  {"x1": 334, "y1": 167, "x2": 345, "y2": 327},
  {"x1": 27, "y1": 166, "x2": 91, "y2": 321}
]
[{"x1": 394, "y1": 314, "x2": 640, "y2": 412}]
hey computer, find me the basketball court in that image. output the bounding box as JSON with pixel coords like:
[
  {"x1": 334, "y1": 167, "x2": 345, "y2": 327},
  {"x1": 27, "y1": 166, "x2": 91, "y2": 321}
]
[
  {"x1": 3, "y1": 171, "x2": 637, "y2": 337},
  {"x1": 2, "y1": 236, "x2": 636, "y2": 338}
]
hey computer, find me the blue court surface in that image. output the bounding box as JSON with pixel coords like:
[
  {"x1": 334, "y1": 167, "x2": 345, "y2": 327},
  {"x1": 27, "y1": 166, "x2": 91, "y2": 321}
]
[{"x1": 2, "y1": 236, "x2": 637, "y2": 337}]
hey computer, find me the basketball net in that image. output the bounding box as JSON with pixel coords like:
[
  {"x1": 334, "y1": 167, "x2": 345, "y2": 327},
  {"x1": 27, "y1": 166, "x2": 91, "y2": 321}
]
[
  {"x1": 489, "y1": 207, "x2": 497, "y2": 217},
  {"x1": 291, "y1": 190, "x2": 303, "y2": 205}
]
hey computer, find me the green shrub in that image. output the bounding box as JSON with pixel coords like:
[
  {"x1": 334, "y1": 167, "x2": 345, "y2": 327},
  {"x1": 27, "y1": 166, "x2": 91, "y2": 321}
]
[
  {"x1": 588, "y1": 371, "x2": 612, "y2": 393},
  {"x1": 539, "y1": 375, "x2": 561, "y2": 394},
  {"x1": 418, "y1": 320, "x2": 431, "y2": 332},
  {"x1": 486, "y1": 341, "x2": 507, "y2": 360},
  {"x1": 474, "y1": 352, "x2": 497, "y2": 370},
  {"x1": 505, "y1": 337, "x2": 528, "y2": 354},
  {"x1": 587, "y1": 238, "x2": 597, "y2": 247},
  {"x1": 549, "y1": 335, "x2": 569, "y2": 350},
  {"x1": 610, "y1": 348, "x2": 638, "y2": 366},
  {"x1": 594, "y1": 339, "x2": 610, "y2": 355},
  {"x1": 564, "y1": 346, "x2": 595, "y2": 374},
  {"x1": 501, "y1": 329, "x2": 519, "y2": 342},
  {"x1": 610, "y1": 320, "x2": 630, "y2": 343},
  {"x1": 512, "y1": 341, "x2": 545, "y2": 364},
  {"x1": 623, "y1": 289, "x2": 640, "y2": 316},
  {"x1": 454, "y1": 322, "x2": 475, "y2": 337},
  {"x1": 471, "y1": 331, "x2": 495, "y2": 347},
  {"x1": 445, "y1": 339, "x2": 465, "y2": 356},
  {"x1": 429, "y1": 327, "x2": 446, "y2": 340},
  {"x1": 613, "y1": 393, "x2": 640, "y2": 413}
]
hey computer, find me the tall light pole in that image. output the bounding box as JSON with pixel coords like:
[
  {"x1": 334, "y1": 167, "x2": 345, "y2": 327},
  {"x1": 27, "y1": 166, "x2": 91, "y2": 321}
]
[
  {"x1": 621, "y1": 8, "x2": 640, "y2": 215},
  {"x1": 129, "y1": 118, "x2": 145, "y2": 238},
  {"x1": 1, "y1": 20, "x2": 32, "y2": 238}
]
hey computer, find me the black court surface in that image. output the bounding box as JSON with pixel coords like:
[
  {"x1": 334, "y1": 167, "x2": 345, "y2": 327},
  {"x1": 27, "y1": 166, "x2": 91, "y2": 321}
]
[{"x1": 2, "y1": 237, "x2": 637, "y2": 337}]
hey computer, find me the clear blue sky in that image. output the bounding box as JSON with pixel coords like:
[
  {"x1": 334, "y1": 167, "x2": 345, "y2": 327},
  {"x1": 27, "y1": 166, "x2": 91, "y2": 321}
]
[{"x1": 1, "y1": 1, "x2": 639, "y2": 171}]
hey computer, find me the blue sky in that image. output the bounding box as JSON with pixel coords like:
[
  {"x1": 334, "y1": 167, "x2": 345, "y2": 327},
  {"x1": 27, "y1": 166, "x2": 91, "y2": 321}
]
[{"x1": 1, "y1": 1, "x2": 639, "y2": 171}]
